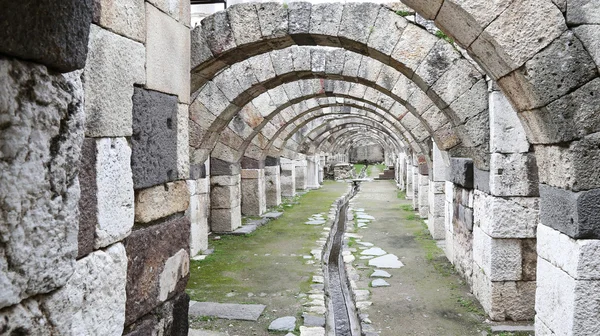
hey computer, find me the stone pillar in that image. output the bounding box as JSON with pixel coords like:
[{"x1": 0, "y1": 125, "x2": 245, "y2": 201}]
[
  {"x1": 412, "y1": 166, "x2": 419, "y2": 210},
  {"x1": 295, "y1": 158, "x2": 308, "y2": 191},
  {"x1": 405, "y1": 162, "x2": 414, "y2": 200},
  {"x1": 428, "y1": 142, "x2": 448, "y2": 240},
  {"x1": 241, "y1": 168, "x2": 267, "y2": 216},
  {"x1": 471, "y1": 88, "x2": 538, "y2": 322},
  {"x1": 280, "y1": 158, "x2": 296, "y2": 197},
  {"x1": 418, "y1": 173, "x2": 429, "y2": 218},
  {"x1": 306, "y1": 155, "x2": 320, "y2": 189},
  {"x1": 446, "y1": 158, "x2": 475, "y2": 287},
  {"x1": 318, "y1": 155, "x2": 325, "y2": 184},
  {"x1": 188, "y1": 176, "x2": 210, "y2": 256},
  {"x1": 265, "y1": 166, "x2": 281, "y2": 207},
  {"x1": 210, "y1": 158, "x2": 242, "y2": 232}
]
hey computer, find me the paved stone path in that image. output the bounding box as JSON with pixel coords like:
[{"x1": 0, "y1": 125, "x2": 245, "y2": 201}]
[{"x1": 349, "y1": 179, "x2": 487, "y2": 335}]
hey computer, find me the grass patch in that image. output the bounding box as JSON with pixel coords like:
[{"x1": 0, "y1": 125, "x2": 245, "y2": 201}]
[
  {"x1": 354, "y1": 164, "x2": 365, "y2": 175},
  {"x1": 455, "y1": 296, "x2": 485, "y2": 316},
  {"x1": 397, "y1": 190, "x2": 406, "y2": 199},
  {"x1": 400, "y1": 204, "x2": 413, "y2": 212},
  {"x1": 395, "y1": 10, "x2": 411, "y2": 17},
  {"x1": 186, "y1": 181, "x2": 348, "y2": 303},
  {"x1": 435, "y1": 30, "x2": 455, "y2": 45}
]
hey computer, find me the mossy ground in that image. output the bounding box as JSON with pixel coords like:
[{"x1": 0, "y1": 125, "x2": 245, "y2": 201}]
[{"x1": 186, "y1": 181, "x2": 349, "y2": 334}]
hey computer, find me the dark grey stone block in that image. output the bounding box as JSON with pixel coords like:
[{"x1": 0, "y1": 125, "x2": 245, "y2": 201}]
[
  {"x1": 241, "y1": 156, "x2": 264, "y2": 169},
  {"x1": 540, "y1": 184, "x2": 600, "y2": 239},
  {"x1": 450, "y1": 158, "x2": 473, "y2": 189},
  {"x1": 131, "y1": 88, "x2": 178, "y2": 189},
  {"x1": 0, "y1": 0, "x2": 93, "y2": 72},
  {"x1": 474, "y1": 167, "x2": 490, "y2": 193},
  {"x1": 77, "y1": 138, "x2": 97, "y2": 259},
  {"x1": 211, "y1": 157, "x2": 240, "y2": 176},
  {"x1": 265, "y1": 156, "x2": 280, "y2": 166},
  {"x1": 123, "y1": 292, "x2": 189, "y2": 336},
  {"x1": 190, "y1": 163, "x2": 207, "y2": 179}
]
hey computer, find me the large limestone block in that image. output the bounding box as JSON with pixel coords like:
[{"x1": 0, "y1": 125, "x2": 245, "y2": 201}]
[
  {"x1": 566, "y1": 0, "x2": 600, "y2": 24},
  {"x1": 93, "y1": 0, "x2": 145, "y2": 42},
  {"x1": 84, "y1": 24, "x2": 145, "y2": 137},
  {"x1": 367, "y1": 7, "x2": 408, "y2": 61},
  {"x1": 211, "y1": 183, "x2": 241, "y2": 209},
  {"x1": 124, "y1": 216, "x2": 190, "y2": 325},
  {"x1": 536, "y1": 257, "x2": 600, "y2": 335},
  {"x1": 498, "y1": 30, "x2": 597, "y2": 112},
  {"x1": 472, "y1": 226, "x2": 523, "y2": 281},
  {"x1": 79, "y1": 137, "x2": 135, "y2": 251},
  {"x1": 0, "y1": 60, "x2": 84, "y2": 308},
  {"x1": 227, "y1": 3, "x2": 261, "y2": 47},
  {"x1": 472, "y1": 266, "x2": 536, "y2": 321},
  {"x1": 0, "y1": 243, "x2": 128, "y2": 335},
  {"x1": 489, "y1": 153, "x2": 538, "y2": 197},
  {"x1": 391, "y1": 24, "x2": 438, "y2": 78},
  {"x1": 145, "y1": 3, "x2": 191, "y2": 103},
  {"x1": 489, "y1": 90, "x2": 529, "y2": 154},
  {"x1": 147, "y1": 0, "x2": 190, "y2": 25},
  {"x1": 469, "y1": 0, "x2": 566, "y2": 79},
  {"x1": 0, "y1": 0, "x2": 93, "y2": 72},
  {"x1": 211, "y1": 206, "x2": 242, "y2": 232},
  {"x1": 338, "y1": 3, "x2": 380, "y2": 53},
  {"x1": 573, "y1": 25, "x2": 600, "y2": 71},
  {"x1": 265, "y1": 166, "x2": 282, "y2": 207},
  {"x1": 135, "y1": 181, "x2": 190, "y2": 223},
  {"x1": 473, "y1": 191, "x2": 539, "y2": 238},
  {"x1": 535, "y1": 135, "x2": 600, "y2": 191},
  {"x1": 538, "y1": 224, "x2": 600, "y2": 280},
  {"x1": 189, "y1": 192, "x2": 209, "y2": 256},
  {"x1": 309, "y1": 3, "x2": 343, "y2": 47},
  {"x1": 131, "y1": 88, "x2": 179, "y2": 189}
]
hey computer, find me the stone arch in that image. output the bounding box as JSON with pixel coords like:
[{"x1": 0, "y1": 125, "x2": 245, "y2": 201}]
[
  {"x1": 308, "y1": 124, "x2": 402, "y2": 157},
  {"x1": 191, "y1": 19, "x2": 490, "y2": 164}
]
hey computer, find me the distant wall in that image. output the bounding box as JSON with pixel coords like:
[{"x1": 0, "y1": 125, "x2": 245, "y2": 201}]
[{"x1": 349, "y1": 145, "x2": 384, "y2": 163}]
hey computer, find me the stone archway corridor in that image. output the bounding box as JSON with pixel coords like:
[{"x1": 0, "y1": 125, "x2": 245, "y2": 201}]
[{"x1": 1, "y1": 0, "x2": 599, "y2": 335}]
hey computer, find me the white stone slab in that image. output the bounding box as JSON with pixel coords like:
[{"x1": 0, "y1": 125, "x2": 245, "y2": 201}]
[
  {"x1": 368, "y1": 254, "x2": 404, "y2": 268},
  {"x1": 371, "y1": 279, "x2": 391, "y2": 287},
  {"x1": 361, "y1": 247, "x2": 387, "y2": 256},
  {"x1": 371, "y1": 270, "x2": 392, "y2": 278}
]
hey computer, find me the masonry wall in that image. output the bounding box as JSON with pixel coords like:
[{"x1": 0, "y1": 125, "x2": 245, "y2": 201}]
[
  {"x1": 0, "y1": 1, "x2": 192, "y2": 334},
  {"x1": 349, "y1": 144, "x2": 385, "y2": 163}
]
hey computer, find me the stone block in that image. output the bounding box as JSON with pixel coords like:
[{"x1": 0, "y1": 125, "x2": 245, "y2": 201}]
[
  {"x1": 473, "y1": 167, "x2": 490, "y2": 193},
  {"x1": 255, "y1": 2, "x2": 289, "y2": 40},
  {"x1": 540, "y1": 184, "x2": 600, "y2": 239},
  {"x1": 390, "y1": 24, "x2": 438, "y2": 77},
  {"x1": 449, "y1": 158, "x2": 473, "y2": 189},
  {"x1": 211, "y1": 157, "x2": 241, "y2": 176},
  {"x1": 241, "y1": 169, "x2": 267, "y2": 216},
  {"x1": 227, "y1": 3, "x2": 261, "y2": 46},
  {"x1": 573, "y1": 25, "x2": 600, "y2": 72},
  {"x1": 566, "y1": 0, "x2": 600, "y2": 24},
  {"x1": 0, "y1": 0, "x2": 93, "y2": 72},
  {"x1": 308, "y1": 3, "x2": 343, "y2": 47},
  {"x1": 535, "y1": 134, "x2": 600, "y2": 191},
  {"x1": 472, "y1": 266, "x2": 536, "y2": 321},
  {"x1": 498, "y1": 30, "x2": 596, "y2": 111},
  {"x1": 211, "y1": 206, "x2": 242, "y2": 232},
  {"x1": 135, "y1": 181, "x2": 190, "y2": 223},
  {"x1": 123, "y1": 292, "x2": 189, "y2": 336},
  {"x1": 473, "y1": 226, "x2": 523, "y2": 281},
  {"x1": 473, "y1": 190, "x2": 539, "y2": 238},
  {"x1": 211, "y1": 183, "x2": 241, "y2": 209},
  {"x1": 489, "y1": 153, "x2": 538, "y2": 197},
  {"x1": 146, "y1": 0, "x2": 190, "y2": 24},
  {"x1": 288, "y1": 2, "x2": 312, "y2": 37},
  {"x1": 265, "y1": 166, "x2": 282, "y2": 207},
  {"x1": 131, "y1": 87, "x2": 178, "y2": 189},
  {"x1": 0, "y1": 243, "x2": 128, "y2": 335},
  {"x1": 295, "y1": 164, "x2": 308, "y2": 191},
  {"x1": 93, "y1": 0, "x2": 145, "y2": 42},
  {"x1": 489, "y1": 91, "x2": 529, "y2": 153},
  {"x1": 145, "y1": 3, "x2": 191, "y2": 103},
  {"x1": 92, "y1": 138, "x2": 135, "y2": 249},
  {"x1": 367, "y1": 7, "x2": 408, "y2": 61},
  {"x1": 78, "y1": 139, "x2": 98, "y2": 258},
  {"x1": 124, "y1": 216, "x2": 190, "y2": 325},
  {"x1": 538, "y1": 223, "x2": 600, "y2": 280},
  {"x1": 338, "y1": 3, "x2": 381, "y2": 54},
  {"x1": 177, "y1": 104, "x2": 189, "y2": 179},
  {"x1": 536, "y1": 257, "x2": 600, "y2": 335},
  {"x1": 469, "y1": 0, "x2": 566, "y2": 79},
  {"x1": 211, "y1": 174, "x2": 241, "y2": 187},
  {"x1": 451, "y1": 220, "x2": 474, "y2": 284},
  {"x1": 0, "y1": 60, "x2": 84, "y2": 308},
  {"x1": 189, "y1": 192, "x2": 209, "y2": 256},
  {"x1": 84, "y1": 24, "x2": 145, "y2": 137}
]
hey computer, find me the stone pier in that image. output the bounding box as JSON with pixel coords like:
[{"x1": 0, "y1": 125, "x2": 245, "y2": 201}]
[
  {"x1": 210, "y1": 159, "x2": 242, "y2": 232},
  {"x1": 280, "y1": 158, "x2": 296, "y2": 197}
]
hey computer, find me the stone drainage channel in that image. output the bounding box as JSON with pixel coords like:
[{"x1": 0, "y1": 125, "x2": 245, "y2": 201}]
[{"x1": 323, "y1": 182, "x2": 362, "y2": 336}]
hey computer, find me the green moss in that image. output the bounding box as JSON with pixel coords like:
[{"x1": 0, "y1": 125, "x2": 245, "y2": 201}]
[
  {"x1": 395, "y1": 10, "x2": 411, "y2": 17},
  {"x1": 354, "y1": 164, "x2": 365, "y2": 175},
  {"x1": 186, "y1": 181, "x2": 347, "y2": 303},
  {"x1": 435, "y1": 30, "x2": 455, "y2": 45}
]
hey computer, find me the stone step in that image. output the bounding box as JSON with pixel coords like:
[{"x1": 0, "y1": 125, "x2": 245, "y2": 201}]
[{"x1": 189, "y1": 301, "x2": 266, "y2": 321}]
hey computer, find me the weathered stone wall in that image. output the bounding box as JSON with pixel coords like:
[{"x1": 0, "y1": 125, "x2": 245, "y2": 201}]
[
  {"x1": 349, "y1": 145, "x2": 385, "y2": 163},
  {"x1": 0, "y1": 1, "x2": 192, "y2": 334}
]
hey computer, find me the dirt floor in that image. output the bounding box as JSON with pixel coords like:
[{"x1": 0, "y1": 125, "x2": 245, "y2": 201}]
[{"x1": 187, "y1": 181, "x2": 349, "y2": 335}]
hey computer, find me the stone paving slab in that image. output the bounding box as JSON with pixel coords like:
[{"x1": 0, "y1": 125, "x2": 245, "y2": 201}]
[
  {"x1": 188, "y1": 329, "x2": 229, "y2": 336},
  {"x1": 189, "y1": 301, "x2": 266, "y2": 321},
  {"x1": 262, "y1": 211, "x2": 284, "y2": 219}
]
